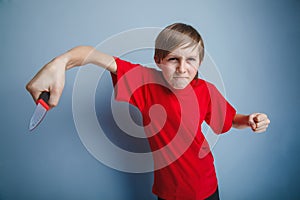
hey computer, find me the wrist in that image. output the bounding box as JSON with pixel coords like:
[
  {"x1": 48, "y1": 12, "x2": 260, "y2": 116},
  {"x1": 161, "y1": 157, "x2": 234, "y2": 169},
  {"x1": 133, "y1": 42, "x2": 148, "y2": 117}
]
[
  {"x1": 233, "y1": 114, "x2": 251, "y2": 129},
  {"x1": 53, "y1": 54, "x2": 71, "y2": 70}
]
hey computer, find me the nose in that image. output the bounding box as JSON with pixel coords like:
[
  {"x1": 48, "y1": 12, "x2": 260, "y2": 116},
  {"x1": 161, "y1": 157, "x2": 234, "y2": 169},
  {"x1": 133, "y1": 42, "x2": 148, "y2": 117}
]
[{"x1": 177, "y1": 60, "x2": 187, "y2": 74}]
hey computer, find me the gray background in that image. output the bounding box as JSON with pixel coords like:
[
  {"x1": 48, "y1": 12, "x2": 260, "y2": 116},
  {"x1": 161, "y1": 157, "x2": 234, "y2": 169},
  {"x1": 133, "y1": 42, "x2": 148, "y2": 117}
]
[{"x1": 1, "y1": 0, "x2": 299, "y2": 199}]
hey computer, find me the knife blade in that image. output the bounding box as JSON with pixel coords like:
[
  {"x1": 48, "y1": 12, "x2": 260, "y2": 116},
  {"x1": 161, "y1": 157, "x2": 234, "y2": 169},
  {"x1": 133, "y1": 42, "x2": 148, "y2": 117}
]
[{"x1": 29, "y1": 91, "x2": 50, "y2": 131}]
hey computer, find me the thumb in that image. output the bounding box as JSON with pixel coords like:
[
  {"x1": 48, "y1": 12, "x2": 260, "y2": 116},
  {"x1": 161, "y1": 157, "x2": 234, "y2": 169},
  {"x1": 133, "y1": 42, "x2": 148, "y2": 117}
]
[
  {"x1": 248, "y1": 114, "x2": 257, "y2": 130},
  {"x1": 47, "y1": 88, "x2": 63, "y2": 108}
]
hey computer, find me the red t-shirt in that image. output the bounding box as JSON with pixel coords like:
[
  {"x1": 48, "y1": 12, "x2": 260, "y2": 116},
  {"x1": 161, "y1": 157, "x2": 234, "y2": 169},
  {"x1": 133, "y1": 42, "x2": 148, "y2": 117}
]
[{"x1": 111, "y1": 58, "x2": 236, "y2": 200}]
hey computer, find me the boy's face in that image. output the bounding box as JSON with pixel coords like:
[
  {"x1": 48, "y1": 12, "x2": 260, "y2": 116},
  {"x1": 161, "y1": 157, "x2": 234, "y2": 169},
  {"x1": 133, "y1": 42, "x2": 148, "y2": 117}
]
[{"x1": 156, "y1": 44, "x2": 201, "y2": 89}]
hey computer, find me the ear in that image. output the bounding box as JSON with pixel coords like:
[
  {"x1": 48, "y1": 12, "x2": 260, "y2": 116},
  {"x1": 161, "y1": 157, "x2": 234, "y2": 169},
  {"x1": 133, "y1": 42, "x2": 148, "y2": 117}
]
[
  {"x1": 154, "y1": 56, "x2": 160, "y2": 64},
  {"x1": 154, "y1": 56, "x2": 163, "y2": 69}
]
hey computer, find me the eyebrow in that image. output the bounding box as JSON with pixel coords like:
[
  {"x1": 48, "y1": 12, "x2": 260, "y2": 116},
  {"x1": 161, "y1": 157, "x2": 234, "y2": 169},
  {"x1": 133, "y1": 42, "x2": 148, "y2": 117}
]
[
  {"x1": 167, "y1": 54, "x2": 198, "y2": 58},
  {"x1": 166, "y1": 53, "x2": 178, "y2": 57}
]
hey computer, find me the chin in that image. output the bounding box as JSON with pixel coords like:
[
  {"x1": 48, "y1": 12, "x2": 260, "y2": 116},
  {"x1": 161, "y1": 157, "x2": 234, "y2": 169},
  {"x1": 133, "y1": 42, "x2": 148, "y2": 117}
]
[
  {"x1": 171, "y1": 83, "x2": 188, "y2": 90},
  {"x1": 168, "y1": 79, "x2": 190, "y2": 90}
]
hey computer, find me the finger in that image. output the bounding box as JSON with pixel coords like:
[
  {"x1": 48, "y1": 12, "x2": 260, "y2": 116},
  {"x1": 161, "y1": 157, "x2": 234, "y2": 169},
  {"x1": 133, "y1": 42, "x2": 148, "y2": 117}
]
[
  {"x1": 254, "y1": 113, "x2": 268, "y2": 123},
  {"x1": 255, "y1": 120, "x2": 270, "y2": 129},
  {"x1": 30, "y1": 91, "x2": 41, "y2": 103},
  {"x1": 249, "y1": 122, "x2": 256, "y2": 131},
  {"x1": 254, "y1": 124, "x2": 268, "y2": 133},
  {"x1": 253, "y1": 124, "x2": 269, "y2": 132},
  {"x1": 248, "y1": 113, "x2": 257, "y2": 130},
  {"x1": 48, "y1": 87, "x2": 62, "y2": 108},
  {"x1": 26, "y1": 83, "x2": 43, "y2": 103},
  {"x1": 254, "y1": 125, "x2": 268, "y2": 131},
  {"x1": 254, "y1": 128, "x2": 267, "y2": 133}
]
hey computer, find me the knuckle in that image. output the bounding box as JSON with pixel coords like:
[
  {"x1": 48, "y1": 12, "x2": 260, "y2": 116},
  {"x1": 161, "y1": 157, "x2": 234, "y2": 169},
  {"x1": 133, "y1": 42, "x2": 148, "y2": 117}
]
[
  {"x1": 26, "y1": 82, "x2": 40, "y2": 93},
  {"x1": 258, "y1": 115, "x2": 263, "y2": 120},
  {"x1": 48, "y1": 101, "x2": 58, "y2": 108},
  {"x1": 26, "y1": 83, "x2": 33, "y2": 91},
  {"x1": 52, "y1": 84, "x2": 64, "y2": 93},
  {"x1": 51, "y1": 87, "x2": 60, "y2": 93}
]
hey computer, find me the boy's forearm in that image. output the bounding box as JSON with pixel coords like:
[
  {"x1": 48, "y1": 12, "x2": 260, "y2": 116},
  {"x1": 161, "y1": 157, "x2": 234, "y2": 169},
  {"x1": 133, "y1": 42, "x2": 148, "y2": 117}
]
[
  {"x1": 54, "y1": 46, "x2": 117, "y2": 73},
  {"x1": 53, "y1": 46, "x2": 93, "y2": 70},
  {"x1": 232, "y1": 114, "x2": 250, "y2": 129}
]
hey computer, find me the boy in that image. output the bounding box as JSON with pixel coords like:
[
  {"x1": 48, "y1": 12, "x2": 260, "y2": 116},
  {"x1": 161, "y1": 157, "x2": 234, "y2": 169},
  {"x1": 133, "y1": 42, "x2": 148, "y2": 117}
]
[{"x1": 26, "y1": 23, "x2": 270, "y2": 200}]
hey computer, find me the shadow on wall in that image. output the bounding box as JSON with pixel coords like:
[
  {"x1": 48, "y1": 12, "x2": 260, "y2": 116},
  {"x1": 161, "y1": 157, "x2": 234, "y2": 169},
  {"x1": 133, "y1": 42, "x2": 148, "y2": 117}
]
[{"x1": 95, "y1": 71, "x2": 156, "y2": 199}]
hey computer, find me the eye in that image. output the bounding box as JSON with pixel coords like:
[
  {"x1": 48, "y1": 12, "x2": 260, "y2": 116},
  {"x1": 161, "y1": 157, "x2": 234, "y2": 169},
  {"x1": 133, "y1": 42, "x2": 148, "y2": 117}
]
[
  {"x1": 168, "y1": 57, "x2": 178, "y2": 61},
  {"x1": 187, "y1": 58, "x2": 196, "y2": 61}
]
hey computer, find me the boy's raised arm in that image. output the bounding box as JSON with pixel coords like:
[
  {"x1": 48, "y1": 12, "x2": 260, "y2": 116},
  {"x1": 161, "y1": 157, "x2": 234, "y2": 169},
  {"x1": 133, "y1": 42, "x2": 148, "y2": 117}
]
[{"x1": 26, "y1": 46, "x2": 117, "y2": 108}]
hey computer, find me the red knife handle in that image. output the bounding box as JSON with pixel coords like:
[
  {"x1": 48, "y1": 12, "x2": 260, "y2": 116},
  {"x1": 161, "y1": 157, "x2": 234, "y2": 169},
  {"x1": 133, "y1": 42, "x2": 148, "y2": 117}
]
[{"x1": 36, "y1": 91, "x2": 50, "y2": 111}]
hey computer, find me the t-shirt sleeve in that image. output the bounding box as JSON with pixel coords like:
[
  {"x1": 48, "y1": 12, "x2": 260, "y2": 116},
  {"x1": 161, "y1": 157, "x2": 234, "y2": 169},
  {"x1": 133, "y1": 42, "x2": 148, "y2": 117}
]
[
  {"x1": 110, "y1": 57, "x2": 147, "y2": 110},
  {"x1": 204, "y1": 83, "x2": 236, "y2": 134}
]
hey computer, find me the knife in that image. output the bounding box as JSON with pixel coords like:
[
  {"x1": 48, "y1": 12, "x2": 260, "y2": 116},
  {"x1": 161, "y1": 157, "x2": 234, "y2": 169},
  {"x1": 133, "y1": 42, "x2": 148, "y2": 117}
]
[{"x1": 29, "y1": 91, "x2": 50, "y2": 131}]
